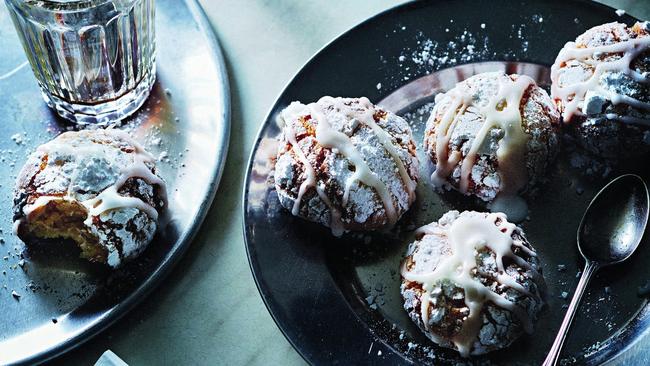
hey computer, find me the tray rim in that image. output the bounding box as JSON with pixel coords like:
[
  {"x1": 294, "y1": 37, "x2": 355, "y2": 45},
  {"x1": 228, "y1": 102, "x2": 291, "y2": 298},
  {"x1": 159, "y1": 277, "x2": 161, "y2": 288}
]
[
  {"x1": 6, "y1": 0, "x2": 231, "y2": 364},
  {"x1": 241, "y1": 0, "x2": 650, "y2": 365}
]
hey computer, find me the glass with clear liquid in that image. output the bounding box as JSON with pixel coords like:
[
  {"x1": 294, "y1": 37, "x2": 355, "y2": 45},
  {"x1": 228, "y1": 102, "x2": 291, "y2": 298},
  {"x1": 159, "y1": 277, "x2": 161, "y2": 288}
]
[{"x1": 4, "y1": 0, "x2": 156, "y2": 124}]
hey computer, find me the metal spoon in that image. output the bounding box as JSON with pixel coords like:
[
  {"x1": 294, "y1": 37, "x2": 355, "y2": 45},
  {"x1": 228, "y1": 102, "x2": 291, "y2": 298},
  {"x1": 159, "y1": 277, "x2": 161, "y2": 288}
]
[{"x1": 543, "y1": 174, "x2": 650, "y2": 366}]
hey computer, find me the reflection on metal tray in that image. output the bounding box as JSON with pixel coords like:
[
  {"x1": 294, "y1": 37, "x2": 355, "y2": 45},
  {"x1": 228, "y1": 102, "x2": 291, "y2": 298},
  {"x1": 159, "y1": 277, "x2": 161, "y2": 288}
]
[
  {"x1": 0, "y1": 0, "x2": 230, "y2": 364},
  {"x1": 243, "y1": 1, "x2": 650, "y2": 364}
]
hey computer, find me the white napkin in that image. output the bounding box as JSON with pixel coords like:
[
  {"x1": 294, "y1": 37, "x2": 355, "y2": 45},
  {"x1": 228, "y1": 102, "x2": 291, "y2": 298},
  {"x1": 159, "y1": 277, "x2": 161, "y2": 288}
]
[{"x1": 94, "y1": 350, "x2": 129, "y2": 366}]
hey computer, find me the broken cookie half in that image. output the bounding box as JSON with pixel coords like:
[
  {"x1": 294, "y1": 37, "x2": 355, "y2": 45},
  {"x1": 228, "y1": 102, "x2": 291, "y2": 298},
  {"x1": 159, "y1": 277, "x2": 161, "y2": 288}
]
[{"x1": 13, "y1": 129, "x2": 167, "y2": 268}]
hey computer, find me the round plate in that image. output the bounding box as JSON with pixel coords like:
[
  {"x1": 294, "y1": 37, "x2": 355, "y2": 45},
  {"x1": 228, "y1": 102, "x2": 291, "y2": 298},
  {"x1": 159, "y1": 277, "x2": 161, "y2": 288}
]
[
  {"x1": 0, "y1": 0, "x2": 230, "y2": 364},
  {"x1": 243, "y1": 0, "x2": 650, "y2": 365}
]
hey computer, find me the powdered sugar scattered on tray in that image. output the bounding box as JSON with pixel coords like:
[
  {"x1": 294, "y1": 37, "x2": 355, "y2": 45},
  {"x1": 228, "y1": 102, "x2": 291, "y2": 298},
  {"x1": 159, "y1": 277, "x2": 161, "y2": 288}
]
[{"x1": 379, "y1": 18, "x2": 551, "y2": 91}]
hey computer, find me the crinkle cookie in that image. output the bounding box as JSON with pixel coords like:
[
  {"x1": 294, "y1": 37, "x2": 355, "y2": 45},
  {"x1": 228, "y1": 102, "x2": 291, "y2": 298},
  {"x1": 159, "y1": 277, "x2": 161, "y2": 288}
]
[
  {"x1": 274, "y1": 96, "x2": 419, "y2": 236},
  {"x1": 13, "y1": 129, "x2": 166, "y2": 268},
  {"x1": 424, "y1": 72, "x2": 560, "y2": 203},
  {"x1": 551, "y1": 21, "x2": 650, "y2": 160},
  {"x1": 401, "y1": 210, "x2": 546, "y2": 356}
]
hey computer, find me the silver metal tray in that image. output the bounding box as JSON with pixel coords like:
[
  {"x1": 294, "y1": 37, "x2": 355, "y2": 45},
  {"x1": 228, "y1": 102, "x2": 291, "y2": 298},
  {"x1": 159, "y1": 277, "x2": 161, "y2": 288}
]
[
  {"x1": 243, "y1": 1, "x2": 650, "y2": 364},
  {"x1": 0, "y1": 0, "x2": 230, "y2": 364}
]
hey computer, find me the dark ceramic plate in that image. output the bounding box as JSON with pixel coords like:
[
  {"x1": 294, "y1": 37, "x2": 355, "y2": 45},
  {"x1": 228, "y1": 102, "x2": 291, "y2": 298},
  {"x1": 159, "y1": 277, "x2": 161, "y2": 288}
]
[
  {"x1": 243, "y1": 1, "x2": 650, "y2": 365},
  {"x1": 0, "y1": 0, "x2": 229, "y2": 364}
]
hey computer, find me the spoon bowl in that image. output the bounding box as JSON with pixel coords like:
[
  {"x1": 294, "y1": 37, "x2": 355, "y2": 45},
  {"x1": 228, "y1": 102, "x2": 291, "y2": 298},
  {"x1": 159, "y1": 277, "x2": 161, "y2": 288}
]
[
  {"x1": 543, "y1": 174, "x2": 650, "y2": 366},
  {"x1": 578, "y1": 174, "x2": 650, "y2": 265}
]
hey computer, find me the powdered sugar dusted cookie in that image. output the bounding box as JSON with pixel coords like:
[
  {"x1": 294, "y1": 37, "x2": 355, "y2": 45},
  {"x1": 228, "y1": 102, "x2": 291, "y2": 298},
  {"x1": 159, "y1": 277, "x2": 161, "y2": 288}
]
[
  {"x1": 13, "y1": 129, "x2": 167, "y2": 268},
  {"x1": 551, "y1": 21, "x2": 650, "y2": 159},
  {"x1": 424, "y1": 72, "x2": 560, "y2": 209},
  {"x1": 401, "y1": 210, "x2": 545, "y2": 356},
  {"x1": 274, "y1": 96, "x2": 419, "y2": 236}
]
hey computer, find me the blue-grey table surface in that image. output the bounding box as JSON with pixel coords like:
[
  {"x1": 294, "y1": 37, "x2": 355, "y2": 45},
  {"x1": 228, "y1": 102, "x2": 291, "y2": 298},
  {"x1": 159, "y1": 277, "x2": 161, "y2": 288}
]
[{"x1": 42, "y1": 0, "x2": 650, "y2": 365}]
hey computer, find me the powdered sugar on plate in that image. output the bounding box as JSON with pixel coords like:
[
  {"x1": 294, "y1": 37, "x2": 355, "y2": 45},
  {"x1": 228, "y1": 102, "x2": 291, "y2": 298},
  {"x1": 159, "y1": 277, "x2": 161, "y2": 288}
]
[{"x1": 379, "y1": 17, "x2": 547, "y2": 91}]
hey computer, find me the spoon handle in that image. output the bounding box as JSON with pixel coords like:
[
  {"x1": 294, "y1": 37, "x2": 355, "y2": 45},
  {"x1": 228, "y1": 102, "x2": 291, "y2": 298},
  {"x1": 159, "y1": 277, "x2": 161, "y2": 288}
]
[{"x1": 542, "y1": 261, "x2": 599, "y2": 366}]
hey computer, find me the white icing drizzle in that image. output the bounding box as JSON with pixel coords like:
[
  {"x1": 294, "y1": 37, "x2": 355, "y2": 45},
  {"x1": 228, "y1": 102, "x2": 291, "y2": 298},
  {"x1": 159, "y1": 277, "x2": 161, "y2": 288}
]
[
  {"x1": 279, "y1": 97, "x2": 415, "y2": 235},
  {"x1": 282, "y1": 120, "x2": 345, "y2": 236},
  {"x1": 82, "y1": 132, "x2": 165, "y2": 225},
  {"x1": 23, "y1": 130, "x2": 165, "y2": 228},
  {"x1": 430, "y1": 92, "x2": 472, "y2": 188},
  {"x1": 83, "y1": 185, "x2": 158, "y2": 226},
  {"x1": 356, "y1": 98, "x2": 418, "y2": 202},
  {"x1": 309, "y1": 99, "x2": 397, "y2": 222},
  {"x1": 551, "y1": 27, "x2": 650, "y2": 124},
  {"x1": 401, "y1": 212, "x2": 538, "y2": 357},
  {"x1": 432, "y1": 74, "x2": 533, "y2": 202}
]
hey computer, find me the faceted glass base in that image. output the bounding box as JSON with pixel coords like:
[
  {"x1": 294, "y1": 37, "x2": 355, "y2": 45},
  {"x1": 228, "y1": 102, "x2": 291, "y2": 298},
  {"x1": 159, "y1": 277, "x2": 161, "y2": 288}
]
[{"x1": 42, "y1": 65, "x2": 156, "y2": 125}]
